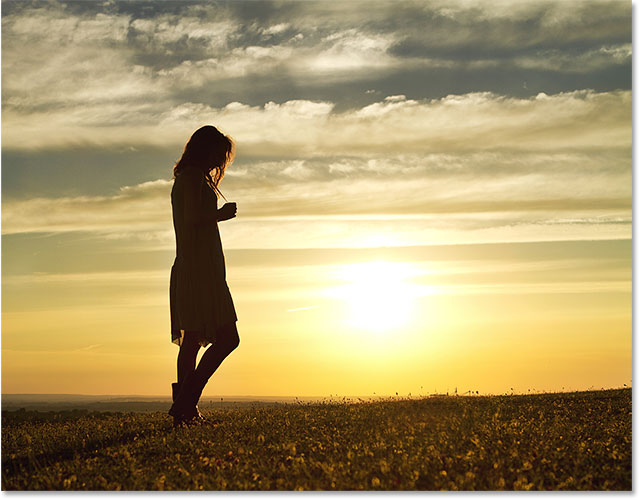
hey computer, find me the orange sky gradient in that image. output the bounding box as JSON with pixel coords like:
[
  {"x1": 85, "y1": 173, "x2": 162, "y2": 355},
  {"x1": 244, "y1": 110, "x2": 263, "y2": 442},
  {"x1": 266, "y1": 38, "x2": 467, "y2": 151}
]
[{"x1": 1, "y1": 0, "x2": 632, "y2": 397}]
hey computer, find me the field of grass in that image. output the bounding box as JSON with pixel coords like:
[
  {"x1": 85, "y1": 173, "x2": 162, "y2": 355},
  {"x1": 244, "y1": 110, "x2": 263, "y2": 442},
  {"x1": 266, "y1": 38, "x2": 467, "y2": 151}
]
[{"x1": 1, "y1": 388, "x2": 631, "y2": 490}]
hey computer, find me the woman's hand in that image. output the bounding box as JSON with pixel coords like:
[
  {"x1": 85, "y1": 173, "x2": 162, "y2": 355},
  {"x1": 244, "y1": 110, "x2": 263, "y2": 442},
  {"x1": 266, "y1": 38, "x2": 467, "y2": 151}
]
[{"x1": 217, "y1": 202, "x2": 237, "y2": 221}]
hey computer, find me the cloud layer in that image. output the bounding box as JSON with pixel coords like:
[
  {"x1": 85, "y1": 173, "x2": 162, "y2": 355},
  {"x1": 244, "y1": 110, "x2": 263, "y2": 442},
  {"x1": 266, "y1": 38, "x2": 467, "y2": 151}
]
[
  {"x1": 2, "y1": 90, "x2": 631, "y2": 154},
  {"x1": 3, "y1": 144, "x2": 631, "y2": 249},
  {"x1": 1, "y1": 0, "x2": 631, "y2": 249},
  {"x1": 2, "y1": 0, "x2": 631, "y2": 151}
]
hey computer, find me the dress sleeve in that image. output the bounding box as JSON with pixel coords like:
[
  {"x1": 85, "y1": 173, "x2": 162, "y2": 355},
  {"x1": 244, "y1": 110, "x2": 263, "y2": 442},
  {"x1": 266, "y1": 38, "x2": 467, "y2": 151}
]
[{"x1": 179, "y1": 169, "x2": 204, "y2": 227}]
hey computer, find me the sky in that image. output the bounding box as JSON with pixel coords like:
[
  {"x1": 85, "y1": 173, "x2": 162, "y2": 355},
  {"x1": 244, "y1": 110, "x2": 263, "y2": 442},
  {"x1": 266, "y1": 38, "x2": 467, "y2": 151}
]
[{"x1": 1, "y1": 0, "x2": 632, "y2": 397}]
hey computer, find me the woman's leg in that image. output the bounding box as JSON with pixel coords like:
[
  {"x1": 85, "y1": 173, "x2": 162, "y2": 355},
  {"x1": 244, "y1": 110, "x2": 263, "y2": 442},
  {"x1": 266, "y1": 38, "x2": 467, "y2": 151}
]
[
  {"x1": 170, "y1": 324, "x2": 239, "y2": 421},
  {"x1": 177, "y1": 330, "x2": 201, "y2": 384},
  {"x1": 194, "y1": 323, "x2": 240, "y2": 386}
]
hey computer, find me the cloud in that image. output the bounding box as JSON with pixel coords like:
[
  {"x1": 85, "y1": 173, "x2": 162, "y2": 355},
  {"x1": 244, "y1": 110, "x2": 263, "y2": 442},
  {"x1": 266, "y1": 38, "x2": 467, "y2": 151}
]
[
  {"x1": 1, "y1": 0, "x2": 630, "y2": 136},
  {"x1": 2, "y1": 146, "x2": 630, "y2": 243},
  {"x1": 386, "y1": 1, "x2": 630, "y2": 61},
  {"x1": 2, "y1": 179, "x2": 173, "y2": 235},
  {"x1": 1, "y1": 2, "x2": 401, "y2": 113},
  {"x1": 3, "y1": 90, "x2": 631, "y2": 155},
  {"x1": 513, "y1": 44, "x2": 632, "y2": 73},
  {"x1": 1, "y1": 0, "x2": 630, "y2": 248},
  {"x1": 302, "y1": 29, "x2": 395, "y2": 73}
]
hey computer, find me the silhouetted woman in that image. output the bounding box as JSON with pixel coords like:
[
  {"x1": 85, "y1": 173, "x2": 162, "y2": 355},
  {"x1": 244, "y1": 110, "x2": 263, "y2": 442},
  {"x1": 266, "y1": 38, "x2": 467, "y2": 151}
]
[{"x1": 168, "y1": 125, "x2": 239, "y2": 426}]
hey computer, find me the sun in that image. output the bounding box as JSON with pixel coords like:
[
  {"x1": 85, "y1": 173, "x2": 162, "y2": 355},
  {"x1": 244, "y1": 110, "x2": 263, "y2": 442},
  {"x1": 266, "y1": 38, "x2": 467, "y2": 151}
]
[{"x1": 332, "y1": 261, "x2": 418, "y2": 333}]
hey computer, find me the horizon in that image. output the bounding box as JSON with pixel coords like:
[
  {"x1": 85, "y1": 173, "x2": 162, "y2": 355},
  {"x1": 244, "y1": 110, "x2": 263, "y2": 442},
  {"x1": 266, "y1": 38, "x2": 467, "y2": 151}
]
[{"x1": 2, "y1": 383, "x2": 631, "y2": 400}]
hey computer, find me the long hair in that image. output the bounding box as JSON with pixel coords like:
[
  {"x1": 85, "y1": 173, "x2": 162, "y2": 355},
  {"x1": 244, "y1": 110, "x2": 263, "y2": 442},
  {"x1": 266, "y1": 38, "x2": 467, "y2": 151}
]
[{"x1": 173, "y1": 125, "x2": 235, "y2": 200}]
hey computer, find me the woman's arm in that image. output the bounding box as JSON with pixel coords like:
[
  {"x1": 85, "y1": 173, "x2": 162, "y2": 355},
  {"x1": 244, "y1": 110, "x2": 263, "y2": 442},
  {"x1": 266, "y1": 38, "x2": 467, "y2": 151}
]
[
  {"x1": 181, "y1": 170, "x2": 235, "y2": 226},
  {"x1": 181, "y1": 169, "x2": 204, "y2": 228},
  {"x1": 194, "y1": 207, "x2": 231, "y2": 224},
  {"x1": 181, "y1": 170, "x2": 218, "y2": 227}
]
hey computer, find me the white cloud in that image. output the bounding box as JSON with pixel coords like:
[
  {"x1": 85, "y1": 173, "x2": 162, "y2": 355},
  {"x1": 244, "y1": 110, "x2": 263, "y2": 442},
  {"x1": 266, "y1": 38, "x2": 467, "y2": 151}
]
[
  {"x1": 515, "y1": 43, "x2": 632, "y2": 73},
  {"x1": 2, "y1": 179, "x2": 172, "y2": 235},
  {"x1": 1, "y1": 5, "x2": 401, "y2": 116},
  {"x1": 129, "y1": 15, "x2": 234, "y2": 48},
  {"x1": 304, "y1": 29, "x2": 396, "y2": 72},
  {"x1": 2, "y1": 90, "x2": 631, "y2": 155},
  {"x1": 261, "y1": 23, "x2": 291, "y2": 36},
  {"x1": 281, "y1": 161, "x2": 315, "y2": 180},
  {"x1": 2, "y1": 147, "x2": 630, "y2": 247},
  {"x1": 157, "y1": 44, "x2": 295, "y2": 84},
  {"x1": 1, "y1": 1, "x2": 630, "y2": 155}
]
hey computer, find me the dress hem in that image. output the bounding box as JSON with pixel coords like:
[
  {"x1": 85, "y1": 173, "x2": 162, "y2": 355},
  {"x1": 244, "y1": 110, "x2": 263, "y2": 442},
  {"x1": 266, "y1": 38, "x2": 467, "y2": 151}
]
[{"x1": 171, "y1": 320, "x2": 237, "y2": 348}]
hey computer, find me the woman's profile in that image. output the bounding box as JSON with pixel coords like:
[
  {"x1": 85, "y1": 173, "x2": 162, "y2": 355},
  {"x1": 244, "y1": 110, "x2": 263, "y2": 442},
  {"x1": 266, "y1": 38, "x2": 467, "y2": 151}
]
[{"x1": 168, "y1": 125, "x2": 239, "y2": 427}]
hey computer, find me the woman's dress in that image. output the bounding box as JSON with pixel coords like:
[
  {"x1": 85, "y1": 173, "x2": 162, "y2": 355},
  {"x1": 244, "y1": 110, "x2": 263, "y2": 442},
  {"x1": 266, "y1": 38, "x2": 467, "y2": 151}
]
[{"x1": 169, "y1": 168, "x2": 237, "y2": 346}]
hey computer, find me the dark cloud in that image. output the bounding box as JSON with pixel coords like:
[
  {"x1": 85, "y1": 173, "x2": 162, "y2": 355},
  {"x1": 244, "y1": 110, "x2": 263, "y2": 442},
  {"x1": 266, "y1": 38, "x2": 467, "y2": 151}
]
[
  {"x1": 386, "y1": 2, "x2": 630, "y2": 56},
  {"x1": 389, "y1": 39, "x2": 628, "y2": 63},
  {"x1": 126, "y1": 24, "x2": 215, "y2": 69},
  {"x1": 2, "y1": 0, "x2": 631, "y2": 116},
  {"x1": 156, "y1": 59, "x2": 632, "y2": 114},
  {"x1": 1, "y1": 0, "x2": 631, "y2": 208}
]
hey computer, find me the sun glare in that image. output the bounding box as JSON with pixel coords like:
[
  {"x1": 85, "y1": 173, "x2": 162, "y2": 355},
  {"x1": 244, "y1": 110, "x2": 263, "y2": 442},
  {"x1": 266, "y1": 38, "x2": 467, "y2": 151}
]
[{"x1": 331, "y1": 261, "x2": 419, "y2": 333}]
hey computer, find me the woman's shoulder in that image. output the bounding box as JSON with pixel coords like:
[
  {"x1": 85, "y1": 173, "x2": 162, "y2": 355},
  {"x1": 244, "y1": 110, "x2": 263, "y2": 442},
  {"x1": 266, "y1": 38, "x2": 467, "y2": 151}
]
[
  {"x1": 175, "y1": 166, "x2": 205, "y2": 183},
  {"x1": 178, "y1": 165, "x2": 205, "y2": 176}
]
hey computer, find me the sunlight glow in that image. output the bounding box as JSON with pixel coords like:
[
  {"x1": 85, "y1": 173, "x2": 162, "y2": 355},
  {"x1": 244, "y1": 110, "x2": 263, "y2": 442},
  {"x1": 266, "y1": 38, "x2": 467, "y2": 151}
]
[{"x1": 331, "y1": 261, "x2": 420, "y2": 333}]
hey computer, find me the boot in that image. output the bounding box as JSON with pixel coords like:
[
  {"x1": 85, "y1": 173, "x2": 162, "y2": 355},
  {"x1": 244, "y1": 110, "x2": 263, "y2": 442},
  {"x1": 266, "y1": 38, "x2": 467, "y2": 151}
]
[
  {"x1": 172, "y1": 380, "x2": 206, "y2": 423},
  {"x1": 171, "y1": 382, "x2": 180, "y2": 402},
  {"x1": 169, "y1": 372, "x2": 206, "y2": 426},
  {"x1": 170, "y1": 381, "x2": 192, "y2": 428}
]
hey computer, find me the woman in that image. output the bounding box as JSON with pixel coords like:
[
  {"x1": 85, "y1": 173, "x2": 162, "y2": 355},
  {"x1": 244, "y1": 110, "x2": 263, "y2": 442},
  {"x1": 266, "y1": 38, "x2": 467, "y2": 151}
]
[{"x1": 168, "y1": 125, "x2": 240, "y2": 426}]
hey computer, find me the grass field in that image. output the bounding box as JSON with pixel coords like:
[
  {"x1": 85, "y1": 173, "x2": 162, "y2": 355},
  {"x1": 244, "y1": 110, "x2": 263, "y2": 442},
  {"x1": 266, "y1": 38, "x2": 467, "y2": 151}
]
[{"x1": 1, "y1": 388, "x2": 631, "y2": 490}]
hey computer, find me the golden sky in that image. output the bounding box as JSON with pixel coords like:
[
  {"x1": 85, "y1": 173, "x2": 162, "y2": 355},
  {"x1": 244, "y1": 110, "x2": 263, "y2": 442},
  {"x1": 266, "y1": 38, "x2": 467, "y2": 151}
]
[{"x1": 1, "y1": 0, "x2": 632, "y2": 397}]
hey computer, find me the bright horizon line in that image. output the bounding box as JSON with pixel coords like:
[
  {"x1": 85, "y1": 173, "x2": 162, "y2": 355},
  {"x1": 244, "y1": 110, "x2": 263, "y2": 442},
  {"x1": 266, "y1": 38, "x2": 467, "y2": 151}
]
[{"x1": 2, "y1": 386, "x2": 630, "y2": 399}]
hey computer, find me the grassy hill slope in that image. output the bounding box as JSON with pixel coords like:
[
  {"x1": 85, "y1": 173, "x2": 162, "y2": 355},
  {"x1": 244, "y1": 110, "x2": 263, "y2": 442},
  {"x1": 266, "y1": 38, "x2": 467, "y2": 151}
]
[{"x1": 1, "y1": 389, "x2": 631, "y2": 490}]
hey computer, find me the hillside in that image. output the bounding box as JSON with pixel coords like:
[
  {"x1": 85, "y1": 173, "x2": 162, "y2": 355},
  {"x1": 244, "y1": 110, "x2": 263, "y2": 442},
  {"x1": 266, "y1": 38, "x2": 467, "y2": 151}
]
[{"x1": 1, "y1": 389, "x2": 631, "y2": 490}]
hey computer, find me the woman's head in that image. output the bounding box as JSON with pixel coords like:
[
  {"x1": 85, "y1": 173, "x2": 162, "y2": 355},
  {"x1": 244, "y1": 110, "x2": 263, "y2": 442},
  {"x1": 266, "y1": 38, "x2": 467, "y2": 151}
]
[{"x1": 173, "y1": 125, "x2": 235, "y2": 192}]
